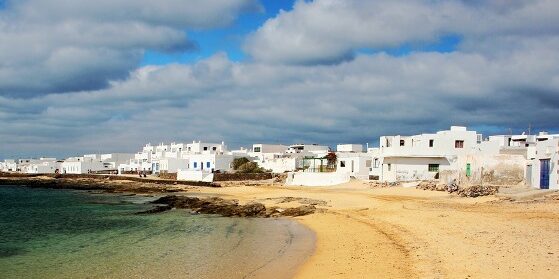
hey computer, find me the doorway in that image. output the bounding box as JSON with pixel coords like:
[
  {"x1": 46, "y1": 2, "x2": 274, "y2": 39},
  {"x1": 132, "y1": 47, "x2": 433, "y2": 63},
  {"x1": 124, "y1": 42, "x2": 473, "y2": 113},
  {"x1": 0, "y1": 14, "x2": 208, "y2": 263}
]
[{"x1": 540, "y1": 159, "x2": 550, "y2": 189}]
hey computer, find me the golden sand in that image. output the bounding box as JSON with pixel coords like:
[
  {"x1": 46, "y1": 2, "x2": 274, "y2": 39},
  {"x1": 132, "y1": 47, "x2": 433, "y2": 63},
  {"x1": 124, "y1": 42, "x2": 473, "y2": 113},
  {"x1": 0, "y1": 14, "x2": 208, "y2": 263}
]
[{"x1": 183, "y1": 180, "x2": 559, "y2": 278}]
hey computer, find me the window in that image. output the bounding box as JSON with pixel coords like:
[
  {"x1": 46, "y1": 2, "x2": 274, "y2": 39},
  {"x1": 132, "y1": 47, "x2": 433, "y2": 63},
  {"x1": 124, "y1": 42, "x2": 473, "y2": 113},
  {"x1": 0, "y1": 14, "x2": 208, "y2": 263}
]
[
  {"x1": 455, "y1": 140, "x2": 464, "y2": 148},
  {"x1": 373, "y1": 158, "x2": 380, "y2": 168},
  {"x1": 203, "y1": 147, "x2": 208, "y2": 151},
  {"x1": 365, "y1": 160, "x2": 372, "y2": 168},
  {"x1": 400, "y1": 140, "x2": 405, "y2": 146},
  {"x1": 340, "y1": 161, "x2": 346, "y2": 167},
  {"x1": 429, "y1": 139, "x2": 434, "y2": 147},
  {"x1": 387, "y1": 164, "x2": 392, "y2": 171},
  {"x1": 206, "y1": 162, "x2": 211, "y2": 168},
  {"x1": 193, "y1": 162, "x2": 197, "y2": 168},
  {"x1": 428, "y1": 164, "x2": 439, "y2": 172},
  {"x1": 212, "y1": 147, "x2": 217, "y2": 151},
  {"x1": 386, "y1": 139, "x2": 391, "y2": 147},
  {"x1": 254, "y1": 147, "x2": 261, "y2": 152}
]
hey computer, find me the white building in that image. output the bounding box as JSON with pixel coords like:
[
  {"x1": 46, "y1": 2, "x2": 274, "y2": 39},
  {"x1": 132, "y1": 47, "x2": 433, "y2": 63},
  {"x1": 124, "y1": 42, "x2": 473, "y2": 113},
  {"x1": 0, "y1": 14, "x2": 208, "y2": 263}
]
[
  {"x1": 527, "y1": 137, "x2": 559, "y2": 189},
  {"x1": 378, "y1": 126, "x2": 483, "y2": 182},
  {"x1": 23, "y1": 158, "x2": 61, "y2": 174},
  {"x1": 181, "y1": 141, "x2": 228, "y2": 155},
  {"x1": 117, "y1": 141, "x2": 230, "y2": 175},
  {"x1": 286, "y1": 144, "x2": 329, "y2": 156},
  {"x1": 61, "y1": 156, "x2": 107, "y2": 174},
  {"x1": 1, "y1": 159, "x2": 17, "y2": 172},
  {"x1": 176, "y1": 153, "x2": 234, "y2": 182},
  {"x1": 184, "y1": 153, "x2": 234, "y2": 172},
  {"x1": 249, "y1": 144, "x2": 288, "y2": 160},
  {"x1": 152, "y1": 158, "x2": 189, "y2": 174},
  {"x1": 245, "y1": 144, "x2": 305, "y2": 173},
  {"x1": 336, "y1": 144, "x2": 364, "y2": 153},
  {"x1": 336, "y1": 152, "x2": 371, "y2": 180}
]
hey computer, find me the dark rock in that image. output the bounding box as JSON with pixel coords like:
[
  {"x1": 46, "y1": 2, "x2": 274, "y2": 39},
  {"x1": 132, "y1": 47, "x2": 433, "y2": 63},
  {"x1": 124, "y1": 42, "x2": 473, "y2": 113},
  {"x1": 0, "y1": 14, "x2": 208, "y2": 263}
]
[
  {"x1": 136, "y1": 205, "x2": 173, "y2": 214},
  {"x1": 150, "y1": 195, "x2": 317, "y2": 218},
  {"x1": 280, "y1": 205, "x2": 316, "y2": 217}
]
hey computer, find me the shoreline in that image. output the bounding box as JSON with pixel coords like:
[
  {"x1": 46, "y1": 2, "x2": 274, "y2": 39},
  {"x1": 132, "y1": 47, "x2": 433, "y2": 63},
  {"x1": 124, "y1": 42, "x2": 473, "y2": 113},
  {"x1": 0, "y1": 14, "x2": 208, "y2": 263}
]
[{"x1": 2, "y1": 176, "x2": 559, "y2": 278}]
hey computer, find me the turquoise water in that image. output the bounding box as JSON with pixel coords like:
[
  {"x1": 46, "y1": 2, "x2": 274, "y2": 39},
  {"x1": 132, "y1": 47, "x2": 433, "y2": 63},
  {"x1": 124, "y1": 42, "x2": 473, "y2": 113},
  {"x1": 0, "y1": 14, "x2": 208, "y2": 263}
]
[{"x1": 0, "y1": 186, "x2": 314, "y2": 279}]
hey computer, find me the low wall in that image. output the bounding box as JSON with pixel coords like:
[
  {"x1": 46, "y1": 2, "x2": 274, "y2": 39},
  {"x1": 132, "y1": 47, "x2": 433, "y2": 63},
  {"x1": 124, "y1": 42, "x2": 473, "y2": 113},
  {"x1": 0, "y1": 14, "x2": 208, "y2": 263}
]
[
  {"x1": 177, "y1": 170, "x2": 214, "y2": 182},
  {"x1": 213, "y1": 172, "x2": 273, "y2": 181},
  {"x1": 158, "y1": 172, "x2": 177, "y2": 180},
  {"x1": 285, "y1": 172, "x2": 350, "y2": 187},
  {"x1": 120, "y1": 170, "x2": 153, "y2": 175}
]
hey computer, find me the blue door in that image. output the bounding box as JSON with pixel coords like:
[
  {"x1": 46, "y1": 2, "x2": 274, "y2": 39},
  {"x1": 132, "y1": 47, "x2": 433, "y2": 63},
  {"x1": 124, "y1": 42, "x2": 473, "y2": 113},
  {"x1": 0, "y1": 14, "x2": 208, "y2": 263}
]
[{"x1": 540, "y1": 159, "x2": 550, "y2": 189}]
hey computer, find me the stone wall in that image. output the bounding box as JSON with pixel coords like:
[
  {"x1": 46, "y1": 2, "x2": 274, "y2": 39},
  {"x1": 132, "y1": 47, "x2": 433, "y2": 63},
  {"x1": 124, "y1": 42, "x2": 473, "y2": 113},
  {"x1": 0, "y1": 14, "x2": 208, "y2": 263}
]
[
  {"x1": 213, "y1": 172, "x2": 273, "y2": 181},
  {"x1": 158, "y1": 172, "x2": 177, "y2": 180}
]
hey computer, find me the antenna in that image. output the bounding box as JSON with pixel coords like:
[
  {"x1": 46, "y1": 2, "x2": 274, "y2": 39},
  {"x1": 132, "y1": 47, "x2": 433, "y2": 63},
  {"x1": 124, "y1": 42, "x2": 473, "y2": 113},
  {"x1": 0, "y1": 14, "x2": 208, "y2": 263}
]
[{"x1": 528, "y1": 123, "x2": 531, "y2": 135}]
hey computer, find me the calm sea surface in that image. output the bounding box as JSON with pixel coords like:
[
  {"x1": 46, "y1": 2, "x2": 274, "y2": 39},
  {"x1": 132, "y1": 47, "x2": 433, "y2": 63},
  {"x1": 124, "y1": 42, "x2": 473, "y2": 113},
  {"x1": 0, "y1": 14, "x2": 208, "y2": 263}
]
[{"x1": 0, "y1": 185, "x2": 314, "y2": 279}]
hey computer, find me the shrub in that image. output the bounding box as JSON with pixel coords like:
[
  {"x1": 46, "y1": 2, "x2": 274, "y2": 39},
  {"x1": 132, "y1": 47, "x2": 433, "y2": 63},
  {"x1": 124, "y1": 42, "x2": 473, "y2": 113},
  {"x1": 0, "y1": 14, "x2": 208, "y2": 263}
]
[
  {"x1": 237, "y1": 162, "x2": 266, "y2": 173},
  {"x1": 232, "y1": 157, "x2": 250, "y2": 170}
]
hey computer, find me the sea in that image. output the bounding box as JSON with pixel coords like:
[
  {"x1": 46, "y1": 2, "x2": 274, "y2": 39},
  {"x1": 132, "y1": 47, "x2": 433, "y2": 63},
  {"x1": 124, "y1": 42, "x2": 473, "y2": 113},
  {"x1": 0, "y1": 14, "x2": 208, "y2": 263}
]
[{"x1": 0, "y1": 185, "x2": 314, "y2": 279}]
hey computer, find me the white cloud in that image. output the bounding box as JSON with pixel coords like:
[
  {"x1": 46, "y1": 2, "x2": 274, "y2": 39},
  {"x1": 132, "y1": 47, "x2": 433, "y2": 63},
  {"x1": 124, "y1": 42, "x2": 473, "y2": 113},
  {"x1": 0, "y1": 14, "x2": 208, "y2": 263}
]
[
  {"x1": 0, "y1": 0, "x2": 260, "y2": 97},
  {"x1": 244, "y1": 0, "x2": 559, "y2": 64},
  {"x1": 1, "y1": 0, "x2": 558, "y2": 158}
]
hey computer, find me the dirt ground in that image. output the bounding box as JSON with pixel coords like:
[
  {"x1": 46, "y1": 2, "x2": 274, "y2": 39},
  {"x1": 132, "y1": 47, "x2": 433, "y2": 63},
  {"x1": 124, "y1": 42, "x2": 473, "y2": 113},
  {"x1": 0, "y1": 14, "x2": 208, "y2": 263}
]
[{"x1": 183, "y1": 180, "x2": 559, "y2": 279}]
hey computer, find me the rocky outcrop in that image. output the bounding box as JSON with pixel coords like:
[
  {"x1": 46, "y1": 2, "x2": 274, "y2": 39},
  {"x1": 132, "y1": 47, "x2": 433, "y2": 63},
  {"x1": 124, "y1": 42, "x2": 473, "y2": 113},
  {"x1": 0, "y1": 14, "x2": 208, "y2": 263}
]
[
  {"x1": 0, "y1": 176, "x2": 218, "y2": 193},
  {"x1": 263, "y1": 196, "x2": 328, "y2": 206},
  {"x1": 147, "y1": 195, "x2": 317, "y2": 218},
  {"x1": 417, "y1": 180, "x2": 498, "y2": 197},
  {"x1": 456, "y1": 185, "x2": 499, "y2": 197}
]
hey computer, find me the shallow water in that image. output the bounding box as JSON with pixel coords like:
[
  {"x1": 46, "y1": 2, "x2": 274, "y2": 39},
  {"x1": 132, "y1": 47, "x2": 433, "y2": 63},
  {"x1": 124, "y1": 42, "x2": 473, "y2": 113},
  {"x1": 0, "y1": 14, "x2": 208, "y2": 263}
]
[{"x1": 0, "y1": 186, "x2": 314, "y2": 279}]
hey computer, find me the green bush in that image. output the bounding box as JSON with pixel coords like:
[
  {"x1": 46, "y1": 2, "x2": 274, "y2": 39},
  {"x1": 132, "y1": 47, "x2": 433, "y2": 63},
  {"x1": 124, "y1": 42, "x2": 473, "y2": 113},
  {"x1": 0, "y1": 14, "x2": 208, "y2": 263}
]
[
  {"x1": 232, "y1": 157, "x2": 250, "y2": 170},
  {"x1": 237, "y1": 162, "x2": 266, "y2": 173}
]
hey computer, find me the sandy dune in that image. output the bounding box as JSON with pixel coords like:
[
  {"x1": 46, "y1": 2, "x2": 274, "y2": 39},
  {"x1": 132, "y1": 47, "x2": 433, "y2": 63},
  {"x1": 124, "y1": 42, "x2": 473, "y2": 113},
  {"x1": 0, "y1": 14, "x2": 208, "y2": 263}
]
[{"x1": 185, "y1": 181, "x2": 559, "y2": 278}]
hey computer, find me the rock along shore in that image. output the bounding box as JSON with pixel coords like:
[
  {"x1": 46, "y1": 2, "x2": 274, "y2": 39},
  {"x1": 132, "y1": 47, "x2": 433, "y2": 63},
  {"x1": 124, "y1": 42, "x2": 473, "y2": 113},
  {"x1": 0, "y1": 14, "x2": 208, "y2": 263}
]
[
  {"x1": 0, "y1": 173, "x2": 218, "y2": 194},
  {"x1": 0, "y1": 173, "x2": 318, "y2": 218},
  {"x1": 143, "y1": 195, "x2": 317, "y2": 218}
]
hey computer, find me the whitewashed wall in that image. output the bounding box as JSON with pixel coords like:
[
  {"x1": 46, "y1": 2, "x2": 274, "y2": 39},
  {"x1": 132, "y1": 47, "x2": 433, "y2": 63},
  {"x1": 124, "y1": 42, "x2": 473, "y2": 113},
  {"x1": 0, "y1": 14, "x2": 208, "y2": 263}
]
[
  {"x1": 285, "y1": 172, "x2": 350, "y2": 186},
  {"x1": 177, "y1": 170, "x2": 214, "y2": 182}
]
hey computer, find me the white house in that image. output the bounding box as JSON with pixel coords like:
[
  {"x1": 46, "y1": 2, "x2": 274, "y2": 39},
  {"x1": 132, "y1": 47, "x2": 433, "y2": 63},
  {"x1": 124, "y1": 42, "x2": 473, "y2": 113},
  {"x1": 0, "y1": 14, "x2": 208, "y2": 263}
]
[
  {"x1": 181, "y1": 141, "x2": 228, "y2": 155},
  {"x1": 1, "y1": 159, "x2": 17, "y2": 172},
  {"x1": 526, "y1": 137, "x2": 559, "y2": 189},
  {"x1": 378, "y1": 126, "x2": 483, "y2": 182},
  {"x1": 176, "y1": 153, "x2": 234, "y2": 182},
  {"x1": 61, "y1": 156, "x2": 107, "y2": 174},
  {"x1": 249, "y1": 144, "x2": 288, "y2": 161},
  {"x1": 23, "y1": 158, "x2": 61, "y2": 174},
  {"x1": 286, "y1": 144, "x2": 329, "y2": 156},
  {"x1": 337, "y1": 144, "x2": 364, "y2": 153},
  {"x1": 184, "y1": 153, "x2": 234, "y2": 172},
  {"x1": 152, "y1": 157, "x2": 189, "y2": 174},
  {"x1": 336, "y1": 152, "x2": 371, "y2": 180},
  {"x1": 245, "y1": 143, "x2": 305, "y2": 173}
]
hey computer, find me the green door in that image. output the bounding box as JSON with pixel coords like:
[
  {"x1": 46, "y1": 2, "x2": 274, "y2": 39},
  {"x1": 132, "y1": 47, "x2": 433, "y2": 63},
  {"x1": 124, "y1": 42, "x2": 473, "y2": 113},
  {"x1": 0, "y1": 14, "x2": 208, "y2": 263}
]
[{"x1": 466, "y1": 163, "x2": 471, "y2": 177}]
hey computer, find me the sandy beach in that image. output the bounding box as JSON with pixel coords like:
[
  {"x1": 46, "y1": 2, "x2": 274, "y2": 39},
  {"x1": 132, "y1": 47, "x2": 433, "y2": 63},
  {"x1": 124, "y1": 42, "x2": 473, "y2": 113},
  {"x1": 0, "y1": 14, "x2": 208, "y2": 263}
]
[{"x1": 183, "y1": 180, "x2": 559, "y2": 278}]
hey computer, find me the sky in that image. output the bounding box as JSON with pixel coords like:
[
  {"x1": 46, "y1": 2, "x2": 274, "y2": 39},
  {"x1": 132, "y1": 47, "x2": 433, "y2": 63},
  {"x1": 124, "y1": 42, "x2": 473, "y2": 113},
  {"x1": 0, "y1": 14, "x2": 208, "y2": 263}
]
[{"x1": 1, "y1": 0, "x2": 558, "y2": 159}]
